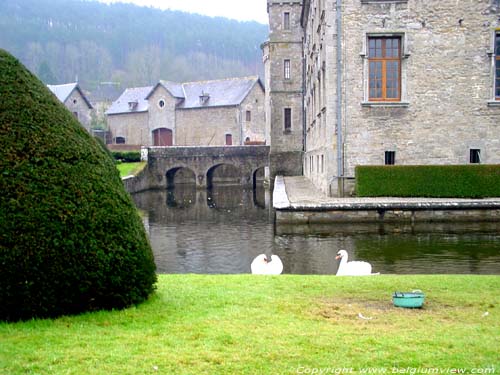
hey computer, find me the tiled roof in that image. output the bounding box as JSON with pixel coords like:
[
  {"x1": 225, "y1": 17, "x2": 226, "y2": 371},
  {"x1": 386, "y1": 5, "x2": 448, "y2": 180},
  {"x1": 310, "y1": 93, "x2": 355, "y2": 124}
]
[
  {"x1": 178, "y1": 76, "x2": 262, "y2": 109},
  {"x1": 106, "y1": 76, "x2": 263, "y2": 115},
  {"x1": 47, "y1": 82, "x2": 93, "y2": 109},
  {"x1": 149, "y1": 80, "x2": 185, "y2": 99},
  {"x1": 105, "y1": 86, "x2": 153, "y2": 115}
]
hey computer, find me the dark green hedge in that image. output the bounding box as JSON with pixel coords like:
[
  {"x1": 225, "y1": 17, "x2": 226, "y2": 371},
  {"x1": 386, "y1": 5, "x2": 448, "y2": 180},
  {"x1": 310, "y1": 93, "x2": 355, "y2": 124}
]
[
  {"x1": 112, "y1": 151, "x2": 141, "y2": 163},
  {"x1": 0, "y1": 49, "x2": 156, "y2": 322},
  {"x1": 356, "y1": 165, "x2": 500, "y2": 198}
]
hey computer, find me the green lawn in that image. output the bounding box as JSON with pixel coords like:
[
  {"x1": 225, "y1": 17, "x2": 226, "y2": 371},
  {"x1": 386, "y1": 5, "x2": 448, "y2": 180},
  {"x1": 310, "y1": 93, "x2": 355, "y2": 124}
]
[
  {"x1": 117, "y1": 161, "x2": 146, "y2": 178},
  {"x1": 1, "y1": 275, "x2": 499, "y2": 374}
]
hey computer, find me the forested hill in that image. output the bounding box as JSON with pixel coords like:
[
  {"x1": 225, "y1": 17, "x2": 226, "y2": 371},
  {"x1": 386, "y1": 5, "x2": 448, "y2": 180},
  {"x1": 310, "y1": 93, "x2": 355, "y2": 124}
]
[{"x1": 0, "y1": 0, "x2": 268, "y2": 92}]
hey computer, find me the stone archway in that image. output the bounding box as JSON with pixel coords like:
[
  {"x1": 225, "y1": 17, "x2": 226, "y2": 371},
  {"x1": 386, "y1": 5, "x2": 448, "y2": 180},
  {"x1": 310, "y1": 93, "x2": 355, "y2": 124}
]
[
  {"x1": 252, "y1": 166, "x2": 266, "y2": 189},
  {"x1": 206, "y1": 163, "x2": 241, "y2": 188},
  {"x1": 166, "y1": 167, "x2": 196, "y2": 188}
]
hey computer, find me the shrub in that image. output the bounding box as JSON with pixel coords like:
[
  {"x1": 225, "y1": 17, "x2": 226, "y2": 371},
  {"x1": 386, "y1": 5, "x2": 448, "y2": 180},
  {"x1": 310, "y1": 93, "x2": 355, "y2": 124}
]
[
  {"x1": 0, "y1": 49, "x2": 156, "y2": 322},
  {"x1": 112, "y1": 151, "x2": 141, "y2": 162},
  {"x1": 355, "y1": 165, "x2": 500, "y2": 198}
]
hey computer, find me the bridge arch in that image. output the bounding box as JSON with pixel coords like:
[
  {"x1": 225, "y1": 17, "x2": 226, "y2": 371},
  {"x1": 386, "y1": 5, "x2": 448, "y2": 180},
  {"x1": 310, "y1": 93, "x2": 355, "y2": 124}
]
[
  {"x1": 166, "y1": 166, "x2": 196, "y2": 188},
  {"x1": 252, "y1": 166, "x2": 266, "y2": 189},
  {"x1": 206, "y1": 163, "x2": 241, "y2": 188}
]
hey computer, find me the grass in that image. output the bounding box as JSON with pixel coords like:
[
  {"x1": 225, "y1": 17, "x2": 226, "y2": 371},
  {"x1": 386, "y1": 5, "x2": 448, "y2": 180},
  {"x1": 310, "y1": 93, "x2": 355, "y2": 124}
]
[
  {"x1": 1, "y1": 275, "x2": 499, "y2": 374},
  {"x1": 117, "y1": 161, "x2": 146, "y2": 178}
]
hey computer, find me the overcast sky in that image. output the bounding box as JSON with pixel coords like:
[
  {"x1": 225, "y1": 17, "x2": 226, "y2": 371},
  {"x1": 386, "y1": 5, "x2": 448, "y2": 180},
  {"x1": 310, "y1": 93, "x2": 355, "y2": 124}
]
[{"x1": 97, "y1": 0, "x2": 269, "y2": 24}]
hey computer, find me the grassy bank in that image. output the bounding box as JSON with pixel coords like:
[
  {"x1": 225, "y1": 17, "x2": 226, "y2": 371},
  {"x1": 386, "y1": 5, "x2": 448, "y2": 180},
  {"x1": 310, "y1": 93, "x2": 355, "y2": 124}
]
[
  {"x1": 1, "y1": 275, "x2": 499, "y2": 374},
  {"x1": 117, "y1": 161, "x2": 146, "y2": 178}
]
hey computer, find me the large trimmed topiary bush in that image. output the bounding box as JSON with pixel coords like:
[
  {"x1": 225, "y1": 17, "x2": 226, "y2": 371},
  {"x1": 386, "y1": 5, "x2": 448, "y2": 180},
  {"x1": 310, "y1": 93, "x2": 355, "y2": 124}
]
[{"x1": 0, "y1": 49, "x2": 156, "y2": 322}]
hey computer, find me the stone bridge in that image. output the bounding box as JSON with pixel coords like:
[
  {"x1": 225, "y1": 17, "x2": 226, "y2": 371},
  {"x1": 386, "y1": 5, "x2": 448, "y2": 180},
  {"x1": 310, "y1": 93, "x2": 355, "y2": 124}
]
[{"x1": 124, "y1": 146, "x2": 270, "y2": 193}]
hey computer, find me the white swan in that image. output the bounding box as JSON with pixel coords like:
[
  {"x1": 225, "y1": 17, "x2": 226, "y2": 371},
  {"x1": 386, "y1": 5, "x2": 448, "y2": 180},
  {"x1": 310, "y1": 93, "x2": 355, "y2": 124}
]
[
  {"x1": 251, "y1": 254, "x2": 283, "y2": 275},
  {"x1": 335, "y1": 249, "x2": 376, "y2": 276}
]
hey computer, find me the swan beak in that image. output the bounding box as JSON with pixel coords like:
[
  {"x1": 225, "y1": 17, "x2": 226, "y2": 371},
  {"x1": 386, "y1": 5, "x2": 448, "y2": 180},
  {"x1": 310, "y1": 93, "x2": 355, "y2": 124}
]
[{"x1": 335, "y1": 255, "x2": 341, "y2": 260}]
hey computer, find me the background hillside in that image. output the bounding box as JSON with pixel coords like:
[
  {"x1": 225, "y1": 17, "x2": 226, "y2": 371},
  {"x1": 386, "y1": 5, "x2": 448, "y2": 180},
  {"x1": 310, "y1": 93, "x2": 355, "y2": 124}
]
[{"x1": 0, "y1": 0, "x2": 268, "y2": 92}]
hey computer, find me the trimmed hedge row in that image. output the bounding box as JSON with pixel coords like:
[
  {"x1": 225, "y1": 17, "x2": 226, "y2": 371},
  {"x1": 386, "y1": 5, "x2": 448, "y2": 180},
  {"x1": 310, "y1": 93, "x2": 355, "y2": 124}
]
[
  {"x1": 355, "y1": 165, "x2": 500, "y2": 198},
  {"x1": 0, "y1": 49, "x2": 156, "y2": 322},
  {"x1": 112, "y1": 151, "x2": 141, "y2": 162}
]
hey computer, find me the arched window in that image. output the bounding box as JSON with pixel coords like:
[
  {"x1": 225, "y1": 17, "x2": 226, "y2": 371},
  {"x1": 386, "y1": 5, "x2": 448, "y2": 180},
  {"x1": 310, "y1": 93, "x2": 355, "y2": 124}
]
[
  {"x1": 115, "y1": 136, "x2": 126, "y2": 144},
  {"x1": 152, "y1": 128, "x2": 173, "y2": 146}
]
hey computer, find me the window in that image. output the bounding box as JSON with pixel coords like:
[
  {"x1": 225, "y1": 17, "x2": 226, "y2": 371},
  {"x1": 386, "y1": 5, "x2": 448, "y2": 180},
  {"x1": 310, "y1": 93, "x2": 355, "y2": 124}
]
[
  {"x1": 115, "y1": 136, "x2": 126, "y2": 144},
  {"x1": 495, "y1": 32, "x2": 500, "y2": 100},
  {"x1": 368, "y1": 37, "x2": 401, "y2": 101},
  {"x1": 158, "y1": 99, "x2": 165, "y2": 108},
  {"x1": 284, "y1": 59, "x2": 291, "y2": 80},
  {"x1": 73, "y1": 112, "x2": 78, "y2": 119},
  {"x1": 246, "y1": 110, "x2": 251, "y2": 122},
  {"x1": 284, "y1": 108, "x2": 292, "y2": 132},
  {"x1": 385, "y1": 151, "x2": 396, "y2": 165},
  {"x1": 470, "y1": 149, "x2": 481, "y2": 164},
  {"x1": 284, "y1": 12, "x2": 290, "y2": 30},
  {"x1": 225, "y1": 134, "x2": 233, "y2": 146}
]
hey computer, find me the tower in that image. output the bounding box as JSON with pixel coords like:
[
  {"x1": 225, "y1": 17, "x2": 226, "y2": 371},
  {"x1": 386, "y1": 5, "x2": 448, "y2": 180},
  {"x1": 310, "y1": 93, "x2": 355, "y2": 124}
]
[{"x1": 263, "y1": 0, "x2": 304, "y2": 180}]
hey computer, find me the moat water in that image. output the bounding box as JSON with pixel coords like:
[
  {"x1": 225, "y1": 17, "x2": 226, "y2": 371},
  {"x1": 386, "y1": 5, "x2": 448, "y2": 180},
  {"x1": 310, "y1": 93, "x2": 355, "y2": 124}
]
[{"x1": 131, "y1": 185, "x2": 500, "y2": 275}]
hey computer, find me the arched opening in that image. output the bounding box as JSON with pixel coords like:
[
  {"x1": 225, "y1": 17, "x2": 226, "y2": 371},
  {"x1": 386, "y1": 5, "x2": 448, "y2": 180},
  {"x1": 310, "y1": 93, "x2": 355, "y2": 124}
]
[
  {"x1": 152, "y1": 128, "x2": 173, "y2": 146},
  {"x1": 166, "y1": 167, "x2": 196, "y2": 188},
  {"x1": 206, "y1": 163, "x2": 240, "y2": 188},
  {"x1": 252, "y1": 167, "x2": 267, "y2": 208},
  {"x1": 252, "y1": 167, "x2": 266, "y2": 189},
  {"x1": 115, "y1": 136, "x2": 126, "y2": 144}
]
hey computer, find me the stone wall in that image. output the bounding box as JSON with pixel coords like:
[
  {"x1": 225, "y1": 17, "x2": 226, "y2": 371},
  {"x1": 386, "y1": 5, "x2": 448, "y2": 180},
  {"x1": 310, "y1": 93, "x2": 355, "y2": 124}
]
[
  {"x1": 107, "y1": 111, "x2": 149, "y2": 145},
  {"x1": 147, "y1": 85, "x2": 177, "y2": 144},
  {"x1": 175, "y1": 106, "x2": 241, "y2": 146},
  {"x1": 265, "y1": 0, "x2": 305, "y2": 179},
  {"x1": 302, "y1": 0, "x2": 500, "y2": 196},
  {"x1": 64, "y1": 90, "x2": 92, "y2": 132},
  {"x1": 241, "y1": 83, "x2": 266, "y2": 144}
]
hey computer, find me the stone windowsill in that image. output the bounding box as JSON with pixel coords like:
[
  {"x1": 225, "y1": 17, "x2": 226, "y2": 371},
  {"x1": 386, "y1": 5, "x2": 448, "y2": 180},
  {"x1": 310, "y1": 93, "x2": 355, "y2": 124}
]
[
  {"x1": 487, "y1": 100, "x2": 500, "y2": 107},
  {"x1": 361, "y1": 101, "x2": 410, "y2": 108}
]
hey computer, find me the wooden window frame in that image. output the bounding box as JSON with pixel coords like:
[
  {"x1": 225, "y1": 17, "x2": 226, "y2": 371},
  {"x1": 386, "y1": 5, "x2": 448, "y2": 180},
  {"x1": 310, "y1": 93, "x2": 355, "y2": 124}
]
[
  {"x1": 368, "y1": 36, "x2": 402, "y2": 102},
  {"x1": 246, "y1": 110, "x2": 251, "y2": 122},
  {"x1": 225, "y1": 134, "x2": 233, "y2": 146}
]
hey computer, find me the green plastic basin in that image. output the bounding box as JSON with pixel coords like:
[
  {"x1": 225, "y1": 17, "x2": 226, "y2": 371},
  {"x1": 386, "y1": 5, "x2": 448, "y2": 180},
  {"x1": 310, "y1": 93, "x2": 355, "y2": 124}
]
[{"x1": 393, "y1": 291, "x2": 425, "y2": 308}]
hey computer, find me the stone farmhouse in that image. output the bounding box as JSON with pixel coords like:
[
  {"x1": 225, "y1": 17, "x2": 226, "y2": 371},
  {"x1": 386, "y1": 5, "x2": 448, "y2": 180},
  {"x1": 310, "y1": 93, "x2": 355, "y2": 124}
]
[
  {"x1": 105, "y1": 76, "x2": 266, "y2": 147},
  {"x1": 264, "y1": 0, "x2": 500, "y2": 196},
  {"x1": 47, "y1": 82, "x2": 93, "y2": 132}
]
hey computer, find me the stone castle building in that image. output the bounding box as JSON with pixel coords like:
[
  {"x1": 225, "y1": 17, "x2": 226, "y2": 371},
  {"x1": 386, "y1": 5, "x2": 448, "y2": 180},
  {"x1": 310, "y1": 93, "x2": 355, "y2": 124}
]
[
  {"x1": 263, "y1": 0, "x2": 305, "y2": 178},
  {"x1": 105, "y1": 76, "x2": 265, "y2": 148},
  {"x1": 47, "y1": 82, "x2": 93, "y2": 132},
  {"x1": 264, "y1": 0, "x2": 500, "y2": 196}
]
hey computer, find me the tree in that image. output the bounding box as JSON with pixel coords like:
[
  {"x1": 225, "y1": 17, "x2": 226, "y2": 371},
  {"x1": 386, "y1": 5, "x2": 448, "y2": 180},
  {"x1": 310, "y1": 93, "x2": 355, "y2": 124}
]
[
  {"x1": 0, "y1": 49, "x2": 157, "y2": 322},
  {"x1": 37, "y1": 61, "x2": 57, "y2": 84}
]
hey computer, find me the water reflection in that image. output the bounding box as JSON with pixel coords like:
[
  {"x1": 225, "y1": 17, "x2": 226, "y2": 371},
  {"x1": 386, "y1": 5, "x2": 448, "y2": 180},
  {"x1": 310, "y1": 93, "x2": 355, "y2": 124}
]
[{"x1": 132, "y1": 186, "x2": 500, "y2": 275}]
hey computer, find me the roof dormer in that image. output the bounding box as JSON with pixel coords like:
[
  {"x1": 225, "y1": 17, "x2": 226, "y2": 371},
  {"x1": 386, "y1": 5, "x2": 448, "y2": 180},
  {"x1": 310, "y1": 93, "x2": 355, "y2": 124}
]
[{"x1": 199, "y1": 91, "x2": 210, "y2": 105}]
